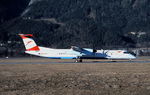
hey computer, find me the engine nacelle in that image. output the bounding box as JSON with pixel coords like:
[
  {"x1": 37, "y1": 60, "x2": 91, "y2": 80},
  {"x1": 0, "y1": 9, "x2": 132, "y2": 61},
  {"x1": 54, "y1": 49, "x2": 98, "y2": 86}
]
[{"x1": 93, "y1": 49, "x2": 97, "y2": 53}]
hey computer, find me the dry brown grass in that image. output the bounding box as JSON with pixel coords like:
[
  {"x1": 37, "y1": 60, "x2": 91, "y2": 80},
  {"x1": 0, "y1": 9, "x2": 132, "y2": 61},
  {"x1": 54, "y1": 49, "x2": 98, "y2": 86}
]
[{"x1": 0, "y1": 58, "x2": 150, "y2": 95}]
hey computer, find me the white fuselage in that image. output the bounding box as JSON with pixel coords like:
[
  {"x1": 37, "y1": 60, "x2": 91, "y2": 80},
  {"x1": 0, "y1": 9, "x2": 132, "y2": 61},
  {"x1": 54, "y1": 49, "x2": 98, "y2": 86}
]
[{"x1": 25, "y1": 47, "x2": 136, "y2": 60}]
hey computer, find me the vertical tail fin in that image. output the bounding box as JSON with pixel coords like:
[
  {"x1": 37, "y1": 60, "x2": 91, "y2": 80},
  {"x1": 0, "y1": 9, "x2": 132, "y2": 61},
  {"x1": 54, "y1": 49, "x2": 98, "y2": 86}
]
[{"x1": 19, "y1": 34, "x2": 40, "y2": 51}]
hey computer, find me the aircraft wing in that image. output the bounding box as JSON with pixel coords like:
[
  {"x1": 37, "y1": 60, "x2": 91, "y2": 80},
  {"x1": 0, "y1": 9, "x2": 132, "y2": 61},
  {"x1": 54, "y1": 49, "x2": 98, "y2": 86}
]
[{"x1": 71, "y1": 46, "x2": 92, "y2": 54}]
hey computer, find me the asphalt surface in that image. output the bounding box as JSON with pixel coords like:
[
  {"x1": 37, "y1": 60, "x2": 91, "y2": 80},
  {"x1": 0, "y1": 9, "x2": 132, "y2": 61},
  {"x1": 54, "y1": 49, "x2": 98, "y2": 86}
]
[{"x1": 0, "y1": 56, "x2": 150, "y2": 64}]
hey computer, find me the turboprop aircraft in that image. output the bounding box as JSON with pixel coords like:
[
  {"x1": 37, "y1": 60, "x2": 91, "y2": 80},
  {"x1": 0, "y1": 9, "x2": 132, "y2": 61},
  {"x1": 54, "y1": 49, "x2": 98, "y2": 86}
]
[{"x1": 19, "y1": 34, "x2": 136, "y2": 62}]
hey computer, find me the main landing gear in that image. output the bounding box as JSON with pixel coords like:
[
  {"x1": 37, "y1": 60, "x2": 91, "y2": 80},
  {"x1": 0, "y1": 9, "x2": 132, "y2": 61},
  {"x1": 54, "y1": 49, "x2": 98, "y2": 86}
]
[{"x1": 75, "y1": 58, "x2": 82, "y2": 63}]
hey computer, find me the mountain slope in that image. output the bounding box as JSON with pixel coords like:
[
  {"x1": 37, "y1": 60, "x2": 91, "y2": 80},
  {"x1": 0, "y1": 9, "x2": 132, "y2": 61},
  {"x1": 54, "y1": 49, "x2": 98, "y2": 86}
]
[
  {"x1": 0, "y1": 0, "x2": 150, "y2": 56},
  {"x1": 0, "y1": 0, "x2": 30, "y2": 24}
]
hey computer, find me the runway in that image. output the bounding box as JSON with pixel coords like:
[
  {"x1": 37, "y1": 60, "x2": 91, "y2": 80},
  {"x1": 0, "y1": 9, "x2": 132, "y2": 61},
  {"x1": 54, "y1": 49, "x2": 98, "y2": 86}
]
[{"x1": 0, "y1": 56, "x2": 150, "y2": 64}]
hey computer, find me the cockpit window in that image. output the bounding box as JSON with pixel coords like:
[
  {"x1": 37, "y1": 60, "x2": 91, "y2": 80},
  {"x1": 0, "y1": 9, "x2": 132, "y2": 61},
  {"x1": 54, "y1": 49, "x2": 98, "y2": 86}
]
[{"x1": 124, "y1": 52, "x2": 129, "y2": 54}]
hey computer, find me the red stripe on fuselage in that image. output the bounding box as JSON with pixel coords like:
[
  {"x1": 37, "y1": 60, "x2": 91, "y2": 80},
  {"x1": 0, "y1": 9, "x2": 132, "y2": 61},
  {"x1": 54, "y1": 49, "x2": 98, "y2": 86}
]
[{"x1": 26, "y1": 46, "x2": 40, "y2": 51}]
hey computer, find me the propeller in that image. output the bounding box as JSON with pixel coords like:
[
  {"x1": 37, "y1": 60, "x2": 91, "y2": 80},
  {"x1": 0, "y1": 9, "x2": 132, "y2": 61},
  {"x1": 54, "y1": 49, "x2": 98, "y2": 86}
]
[{"x1": 102, "y1": 50, "x2": 109, "y2": 57}]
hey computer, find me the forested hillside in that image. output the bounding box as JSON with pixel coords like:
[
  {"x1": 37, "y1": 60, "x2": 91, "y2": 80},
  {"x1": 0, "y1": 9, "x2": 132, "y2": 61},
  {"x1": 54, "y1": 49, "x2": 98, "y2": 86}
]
[{"x1": 0, "y1": 0, "x2": 150, "y2": 56}]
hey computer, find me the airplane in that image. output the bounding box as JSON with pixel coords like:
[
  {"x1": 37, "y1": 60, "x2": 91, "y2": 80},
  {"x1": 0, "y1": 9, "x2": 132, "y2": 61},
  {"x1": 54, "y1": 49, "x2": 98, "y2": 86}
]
[{"x1": 19, "y1": 34, "x2": 136, "y2": 62}]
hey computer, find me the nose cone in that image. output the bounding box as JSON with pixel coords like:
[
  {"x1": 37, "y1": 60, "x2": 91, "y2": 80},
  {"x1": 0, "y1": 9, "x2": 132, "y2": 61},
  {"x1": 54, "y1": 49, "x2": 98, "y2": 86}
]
[{"x1": 129, "y1": 54, "x2": 136, "y2": 59}]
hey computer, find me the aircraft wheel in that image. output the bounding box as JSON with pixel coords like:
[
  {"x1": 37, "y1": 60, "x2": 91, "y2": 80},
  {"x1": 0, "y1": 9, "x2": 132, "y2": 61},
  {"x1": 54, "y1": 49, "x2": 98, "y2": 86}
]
[
  {"x1": 75, "y1": 59, "x2": 82, "y2": 63},
  {"x1": 79, "y1": 59, "x2": 82, "y2": 62},
  {"x1": 75, "y1": 60, "x2": 78, "y2": 63}
]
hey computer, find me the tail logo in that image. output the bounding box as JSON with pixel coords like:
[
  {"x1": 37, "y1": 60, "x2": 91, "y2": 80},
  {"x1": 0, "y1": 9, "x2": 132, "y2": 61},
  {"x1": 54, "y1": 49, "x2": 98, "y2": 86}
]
[
  {"x1": 25, "y1": 41, "x2": 33, "y2": 46},
  {"x1": 19, "y1": 34, "x2": 40, "y2": 51}
]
